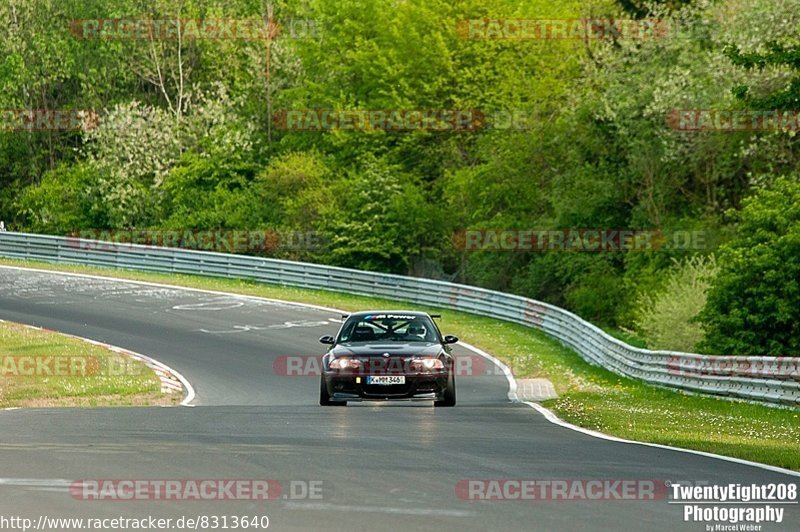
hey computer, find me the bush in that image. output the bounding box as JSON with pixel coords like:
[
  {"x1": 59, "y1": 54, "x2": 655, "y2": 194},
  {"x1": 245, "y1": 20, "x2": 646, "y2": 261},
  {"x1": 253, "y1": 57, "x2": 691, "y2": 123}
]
[
  {"x1": 698, "y1": 177, "x2": 800, "y2": 355},
  {"x1": 634, "y1": 255, "x2": 718, "y2": 352},
  {"x1": 15, "y1": 164, "x2": 108, "y2": 233}
]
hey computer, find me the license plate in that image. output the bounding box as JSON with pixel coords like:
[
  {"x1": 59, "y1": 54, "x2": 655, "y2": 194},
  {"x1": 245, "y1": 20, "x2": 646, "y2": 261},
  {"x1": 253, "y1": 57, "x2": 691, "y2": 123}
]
[{"x1": 367, "y1": 375, "x2": 405, "y2": 385}]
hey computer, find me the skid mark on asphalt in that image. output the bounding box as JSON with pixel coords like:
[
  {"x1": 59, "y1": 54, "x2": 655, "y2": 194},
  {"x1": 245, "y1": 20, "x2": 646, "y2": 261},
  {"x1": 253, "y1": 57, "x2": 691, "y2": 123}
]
[
  {"x1": 172, "y1": 299, "x2": 247, "y2": 311},
  {"x1": 0, "y1": 270, "x2": 303, "y2": 313},
  {"x1": 170, "y1": 297, "x2": 305, "y2": 313},
  {"x1": 198, "y1": 320, "x2": 334, "y2": 334},
  {"x1": 281, "y1": 502, "x2": 476, "y2": 517},
  {"x1": 0, "y1": 443, "x2": 309, "y2": 457}
]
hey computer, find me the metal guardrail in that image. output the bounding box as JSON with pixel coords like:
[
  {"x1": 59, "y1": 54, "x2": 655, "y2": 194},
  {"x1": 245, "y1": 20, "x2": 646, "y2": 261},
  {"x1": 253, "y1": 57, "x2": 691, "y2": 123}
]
[{"x1": 0, "y1": 231, "x2": 797, "y2": 407}]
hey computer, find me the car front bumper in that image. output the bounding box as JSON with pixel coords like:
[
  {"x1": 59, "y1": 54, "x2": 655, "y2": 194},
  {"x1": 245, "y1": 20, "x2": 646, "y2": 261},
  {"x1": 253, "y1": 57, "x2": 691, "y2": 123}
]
[{"x1": 323, "y1": 372, "x2": 448, "y2": 401}]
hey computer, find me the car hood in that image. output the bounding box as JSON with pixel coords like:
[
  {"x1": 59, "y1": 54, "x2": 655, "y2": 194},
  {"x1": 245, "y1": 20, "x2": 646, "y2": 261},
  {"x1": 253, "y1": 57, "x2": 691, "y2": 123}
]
[{"x1": 331, "y1": 343, "x2": 442, "y2": 357}]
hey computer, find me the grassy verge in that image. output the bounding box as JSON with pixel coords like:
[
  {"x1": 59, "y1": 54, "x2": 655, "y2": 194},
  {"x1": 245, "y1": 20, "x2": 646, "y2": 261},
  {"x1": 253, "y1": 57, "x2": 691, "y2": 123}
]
[
  {"x1": 0, "y1": 319, "x2": 179, "y2": 408},
  {"x1": 1, "y1": 257, "x2": 798, "y2": 470},
  {"x1": 602, "y1": 326, "x2": 649, "y2": 349}
]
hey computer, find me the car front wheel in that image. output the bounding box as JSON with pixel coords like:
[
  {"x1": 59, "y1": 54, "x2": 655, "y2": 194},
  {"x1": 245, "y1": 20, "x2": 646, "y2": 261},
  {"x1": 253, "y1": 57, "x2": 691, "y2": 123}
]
[
  {"x1": 320, "y1": 377, "x2": 346, "y2": 406},
  {"x1": 434, "y1": 371, "x2": 456, "y2": 407}
]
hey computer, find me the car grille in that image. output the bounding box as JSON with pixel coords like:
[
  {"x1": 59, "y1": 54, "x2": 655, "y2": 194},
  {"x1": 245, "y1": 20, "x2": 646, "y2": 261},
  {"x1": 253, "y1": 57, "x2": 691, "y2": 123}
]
[{"x1": 363, "y1": 356, "x2": 412, "y2": 374}]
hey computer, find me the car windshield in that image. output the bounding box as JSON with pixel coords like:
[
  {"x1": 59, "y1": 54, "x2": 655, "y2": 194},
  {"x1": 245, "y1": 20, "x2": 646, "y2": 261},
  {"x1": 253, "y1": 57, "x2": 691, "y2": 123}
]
[{"x1": 339, "y1": 313, "x2": 438, "y2": 343}]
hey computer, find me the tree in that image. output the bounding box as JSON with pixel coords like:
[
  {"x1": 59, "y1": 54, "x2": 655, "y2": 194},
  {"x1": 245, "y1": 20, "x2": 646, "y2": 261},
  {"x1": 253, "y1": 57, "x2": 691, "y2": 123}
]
[
  {"x1": 15, "y1": 163, "x2": 107, "y2": 233},
  {"x1": 318, "y1": 154, "x2": 439, "y2": 273},
  {"x1": 698, "y1": 177, "x2": 800, "y2": 355},
  {"x1": 634, "y1": 255, "x2": 718, "y2": 351}
]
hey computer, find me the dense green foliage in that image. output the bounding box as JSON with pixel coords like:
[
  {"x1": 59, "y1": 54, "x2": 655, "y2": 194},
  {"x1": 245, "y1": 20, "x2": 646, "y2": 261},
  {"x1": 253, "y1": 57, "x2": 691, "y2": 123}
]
[
  {"x1": 634, "y1": 255, "x2": 718, "y2": 352},
  {"x1": 698, "y1": 177, "x2": 800, "y2": 355},
  {"x1": 1, "y1": 0, "x2": 798, "y2": 353}
]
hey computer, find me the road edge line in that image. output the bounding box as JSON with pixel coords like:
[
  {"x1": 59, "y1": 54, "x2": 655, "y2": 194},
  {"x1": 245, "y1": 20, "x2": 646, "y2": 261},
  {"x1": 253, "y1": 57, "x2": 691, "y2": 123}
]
[
  {"x1": 0, "y1": 318, "x2": 196, "y2": 407},
  {"x1": 459, "y1": 341, "x2": 800, "y2": 479},
  {"x1": 3, "y1": 264, "x2": 799, "y2": 475}
]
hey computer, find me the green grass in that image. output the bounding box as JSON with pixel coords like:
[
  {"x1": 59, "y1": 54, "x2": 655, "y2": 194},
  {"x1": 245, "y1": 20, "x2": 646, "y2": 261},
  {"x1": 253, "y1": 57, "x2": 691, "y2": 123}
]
[
  {"x1": 0, "y1": 318, "x2": 177, "y2": 408},
  {"x1": 602, "y1": 326, "x2": 649, "y2": 349},
  {"x1": 1, "y1": 257, "x2": 798, "y2": 469}
]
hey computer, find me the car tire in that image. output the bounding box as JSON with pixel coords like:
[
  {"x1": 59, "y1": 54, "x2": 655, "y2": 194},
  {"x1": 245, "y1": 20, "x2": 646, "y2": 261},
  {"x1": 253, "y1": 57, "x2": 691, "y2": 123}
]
[
  {"x1": 434, "y1": 370, "x2": 456, "y2": 407},
  {"x1": 320, "y1": 377, "x2": 346, "y2": 406}
]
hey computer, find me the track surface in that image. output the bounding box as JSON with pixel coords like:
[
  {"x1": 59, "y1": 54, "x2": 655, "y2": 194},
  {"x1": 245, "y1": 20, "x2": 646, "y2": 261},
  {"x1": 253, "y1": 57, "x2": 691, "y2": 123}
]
[{"x1": 0, "y1": 267, "x2": 796, "y2": 531}]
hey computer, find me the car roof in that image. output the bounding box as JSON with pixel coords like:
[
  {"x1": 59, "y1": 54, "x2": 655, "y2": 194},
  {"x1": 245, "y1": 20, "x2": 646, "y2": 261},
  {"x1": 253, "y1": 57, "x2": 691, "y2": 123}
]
[{"x1": 347, "y1": 310, "x2": 431, "y2": 318}]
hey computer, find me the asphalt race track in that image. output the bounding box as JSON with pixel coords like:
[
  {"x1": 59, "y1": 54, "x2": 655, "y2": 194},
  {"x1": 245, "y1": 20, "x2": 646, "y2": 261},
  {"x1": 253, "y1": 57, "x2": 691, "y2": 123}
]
[{"x1": 0, "y1": 266, "x2": 797, "y2": 531}]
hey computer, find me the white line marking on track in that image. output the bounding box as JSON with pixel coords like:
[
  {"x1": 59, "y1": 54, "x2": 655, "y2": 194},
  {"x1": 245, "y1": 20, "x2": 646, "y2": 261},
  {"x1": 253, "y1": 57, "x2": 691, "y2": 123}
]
[
  {"x1": 521, "y1": 400, "x2": 800, "y2": 478},
  {"x1": 458, "y1": 343, "x2": 800, "y2": 478},
  {"x1": 0, "y1": 478, "x2": 71, "y2": 488},
  {"x1": 456, "y1": 341, "x2": 517, "y2": 402},
  {"x1": 0, "y1": 316, "x2": 196, "y2": 407},
  {"x1": 2, "y1": 264, "x2": 798, "y2": 477},
  {"x1": 0, "y1": 264, "x2": 344, "y2": 314},
  {"x1": 198, "y1": 320, "x2": 332, "y2": 334},
  {"x1": 172, "y1": 300, "x2": 246, "y2": 311}
]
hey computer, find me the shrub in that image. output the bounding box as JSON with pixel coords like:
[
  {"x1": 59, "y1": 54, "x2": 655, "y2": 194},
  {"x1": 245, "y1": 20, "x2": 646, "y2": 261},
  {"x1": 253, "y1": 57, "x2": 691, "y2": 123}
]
[
  {"x1": 634, "y1": 255, "x2": 718, "y2": 352},
  {"x1": 698, "y1": 177, "x2": 800, "y2": 355}
]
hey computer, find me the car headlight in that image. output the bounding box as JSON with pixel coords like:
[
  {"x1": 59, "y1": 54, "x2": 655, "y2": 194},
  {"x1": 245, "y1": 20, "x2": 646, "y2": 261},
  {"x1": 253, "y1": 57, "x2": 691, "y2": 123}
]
[
  {"x1": 410, "y1": 358, "x2": 445, "y2": 371},
  {"x1": 329, "y1": 357, "x2": 363, "y2": 370}
]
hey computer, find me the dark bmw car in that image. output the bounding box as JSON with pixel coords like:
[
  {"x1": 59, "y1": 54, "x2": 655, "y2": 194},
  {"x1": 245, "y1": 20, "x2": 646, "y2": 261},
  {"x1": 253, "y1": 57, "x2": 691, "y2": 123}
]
[{"x1": 319, "y1": 311, "x2": 458, "y2": 407}]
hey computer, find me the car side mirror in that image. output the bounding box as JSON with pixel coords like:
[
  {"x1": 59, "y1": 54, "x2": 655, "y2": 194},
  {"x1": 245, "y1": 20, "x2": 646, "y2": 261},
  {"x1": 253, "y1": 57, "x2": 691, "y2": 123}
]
[
  {"x1": 443, "y1": 335, "x2": 459, "y2": 344},
  {"x1": 319, "y1": 335, "x2": 335, "y2": 345}
]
